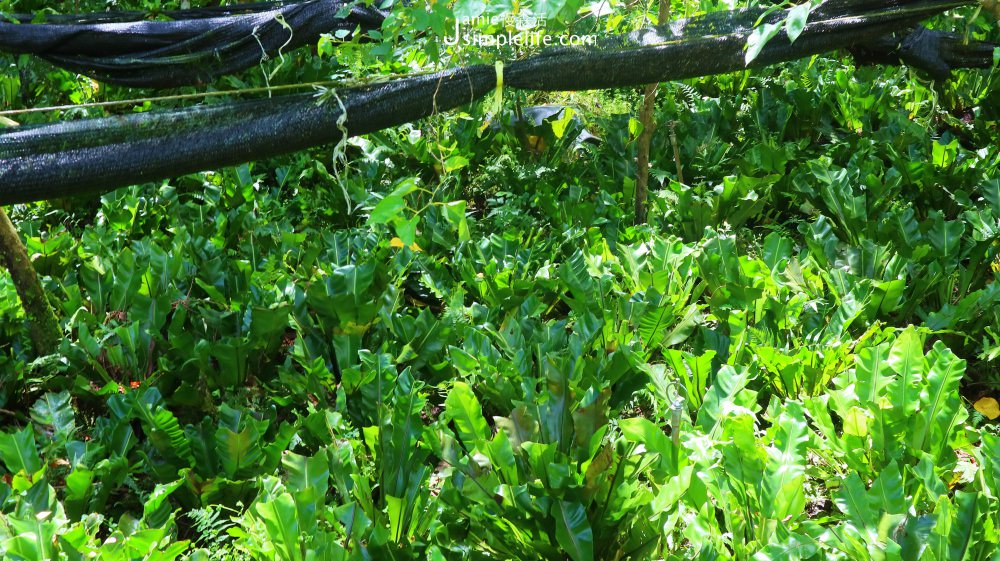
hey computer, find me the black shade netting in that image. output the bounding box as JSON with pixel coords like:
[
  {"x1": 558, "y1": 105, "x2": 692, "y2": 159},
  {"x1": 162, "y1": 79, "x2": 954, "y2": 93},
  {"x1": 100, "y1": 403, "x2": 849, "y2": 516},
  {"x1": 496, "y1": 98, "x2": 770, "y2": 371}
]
[
  {"x1": 0, "y1": 0, "x2": 387, "y2": 87},
  {"x1": 1, "y1": 2, "x2": 314, "y2": 24},
  {"x1": 0, "y1": 0, "x2": 991, "y2": 89},
  {"x1": 0, "y1": 67, "x2": 496, "y2": 204},
  {"x1": 504, "y1": 0, "x2": 989, "y2": 90},
  {"x1": 1, "y1": 0, "x2": 996, "y2": 204}
]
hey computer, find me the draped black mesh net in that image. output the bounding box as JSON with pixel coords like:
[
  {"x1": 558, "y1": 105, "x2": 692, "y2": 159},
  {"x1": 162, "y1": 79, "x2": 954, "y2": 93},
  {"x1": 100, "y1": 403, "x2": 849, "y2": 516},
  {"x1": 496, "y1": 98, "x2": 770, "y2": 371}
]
[
  {"x1": 0, "y1": 0, "x2": 387, "y2": 87},
  {"x1": 0, "y1": 0, "x2": 996, "y2": 204}
]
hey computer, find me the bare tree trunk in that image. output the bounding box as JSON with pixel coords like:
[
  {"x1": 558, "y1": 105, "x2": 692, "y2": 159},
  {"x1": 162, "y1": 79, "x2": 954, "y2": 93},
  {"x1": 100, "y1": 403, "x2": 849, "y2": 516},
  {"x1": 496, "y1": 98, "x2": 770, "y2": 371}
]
[
  {"x1": 0, "y1": 204, "x2": 61, "y2": 356},
  {"x1": 635, "y1": 0, "x2": 672, "y2": 225},
  {"x1": 669, "y1": 120, "x2": 684, "y2": 186},
  {"x1": 634, "y1": 85, "x2": 656, "y2": 225}
]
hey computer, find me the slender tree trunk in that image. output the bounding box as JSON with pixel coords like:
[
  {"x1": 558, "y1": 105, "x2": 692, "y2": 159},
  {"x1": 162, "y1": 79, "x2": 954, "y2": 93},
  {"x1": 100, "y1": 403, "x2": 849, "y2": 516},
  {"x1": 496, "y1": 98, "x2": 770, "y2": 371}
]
[
  {"x1": 0, "y1": 207, "x2": 61, "y2": 355},
  {"x1": 635, "y1": 0, "x2": 672, "y2": 225},
  {"x1": 669, "y1": 120, "x2": 684, "y2": 186},
  {"x1": 634, "y1": 84, "x2": 656, "y2": 225}
]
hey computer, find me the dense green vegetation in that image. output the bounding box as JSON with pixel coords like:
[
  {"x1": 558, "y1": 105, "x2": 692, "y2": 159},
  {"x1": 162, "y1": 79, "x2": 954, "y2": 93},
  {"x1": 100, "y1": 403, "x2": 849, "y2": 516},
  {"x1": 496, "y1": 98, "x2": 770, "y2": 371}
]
[{"x1": 2, "y1": 0, "x2": 1000, "y2": 559}]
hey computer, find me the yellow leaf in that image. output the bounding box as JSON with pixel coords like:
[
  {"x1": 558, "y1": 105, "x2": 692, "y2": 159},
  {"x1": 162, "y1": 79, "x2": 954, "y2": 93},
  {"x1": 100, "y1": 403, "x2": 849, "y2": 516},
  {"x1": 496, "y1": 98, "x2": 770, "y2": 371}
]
[
  {"x1": 584, "y1": 445, "x2": 614, "y2": 499},
  {"x1": 526, "y1": 135, "x2": 547, "y2": 154},
  {"x1": 974, "y1": 397, "x2": 1000, "y2": 420},
  {"x1": 389, "y1": 237, "x2": 421, "y2": 252}
]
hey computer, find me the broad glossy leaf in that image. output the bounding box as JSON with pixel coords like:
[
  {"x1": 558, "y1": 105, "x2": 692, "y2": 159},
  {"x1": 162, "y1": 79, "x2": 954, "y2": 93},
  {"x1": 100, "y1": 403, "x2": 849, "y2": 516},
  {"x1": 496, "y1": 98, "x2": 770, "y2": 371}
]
[
  {"x1": 552, "y1": 500, "x2": 594, "y2": 561},
  {"x1": 216, "y1": 424, "x2": 263, "y2": 480},
  {"x1": 898, "y1": 514, "x2": 937, "y2": 561},
  {"x1": 912, "y1": 343, "x2": 966, "y2": 456},
  {"x1": 927, "y1": 215, "x2": 965, "y2": 261},
  {"x1": 663, "y1": 304, "x2": 702, "y2": 347},
  {"x1": 29, "y1": 391, "x2": 75, "y2": 444},
  {"x1": 394, "y1": 215, "x2": 419, "y2": 247},
  {"x1": 0, "y1": 426, "x2": 42, "y2": 475},
  {"x1": 835, "y1": 473, "x2": 875, "y2": 530},
  {"x1": 386, "y1": 493, "x2": 407, "y2": 543},
  {"x1": 369, "y1": 196, "x2": 406, "y2": 225},
  {"x1": 752, "y1": 529, "x2": 817, "y2": 561},
  {"x1": 445, "y1": 381, "x2": 490, "y2": 451},
  {"x1": 887, "y1": 206, "x2": 923, "y2": 250},
  {"x1": 745, "y1": 21, "x2": 782, "y2": 65},
  {"x1": 938, "y1": 491, "x2": 981, "y2": 561},
  {"x1": 981, "y1": 433, "x2": 1000, "y2": 493},
  {"x1": 869, "y1": 461, "x2": 905, "y2": 516},
  {"x1": 253, "y1": 493, "x2": 302, "y2": 561},
  {"x1": 620, "y1": 417, "x2": 674, "y2": 475},
  {"x1": 697, "y1": 365, "x2": 751, "y2": 433},
  {"x1": 381, "y1": 370, "x2": 429, "y2": 500},
  {"x1": 307, "y1": 263, "x2": 379, "y2": 327},
  {"x1": 540, "y1": 354, "x2": 574, "y2": 450},
  {"x1": 635, "y1": 292, "x2": 682, "y2": 349},
  {"x1": 661, "y1": 349, "x2": 715, "y2": 409},
  {"x1": 854, "y1": 343, "x2": 891, "y2": 408},
  {"x1": 186, "y1": 418, "x2": 220, "y2": 475},
  {"x1": 911, "y1": 452, "x2": 949, "y2": 500},
  {"x1": 443, "y1": 200, "x2": 471, "y2": 242},
  {"x1": 118, "y1": 390, "x2": 194, "y2": 469},
  {"x1": 825, "y1": 289, "x2": 865, "y2": 340},
  {"x1": 560, "y1": 251, "x2": 596, "y2": 311},
  {"x1": 494, "y1": 405, "x2": 538, "y2": 450},
  {"x1": 887, "y1": 328, "x2": 924, "y2": 416},
  {"x1": 143, "y1": 479, "x2": 184, "y2": 529},
  {"x1": 784, "y1": 3, "x2": 811, "y2": 43},
  {"x1": 980, "y1": 178, "x2": 1000, "y2": 215},
  {"x1": 931, "y1": 137, "x2": 959, "y2": 169},
  {"x1": 283, "y1": 451, "x2": 330, "y2": 494},
  {"x1": 720, "y1": 412, "x2": 764, "y2": 516},
  {"x1": 762, "y1": 232, "x2": 794, "y2": 271},
  {"x1": 571, "y1": 388, "x2": 609, "y2": 451},
  {"x1": 5, "y1": 515, "x2": 57, "y2": 561},
  {"x1": 842, "y1": 407, "x2": 868, "y2": 437},
  {"x1": 487, "y1": 429, "x2": 518, "y2": 485},
  {"x1": 812, "y1": 162, "x2": 866, "y2": 238},
  {"x1": 762, "y1": 401, "x2": 809, "y2": 522},
  {"x1": 804, "y1": 215, "x2": 839, "y2": 267},
  {"x1": 63, "y1": 468, "x2": 94, "y2": 521},
  {"x1": 146, "y1": 540, "x2": 190, "y2": 561}
]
